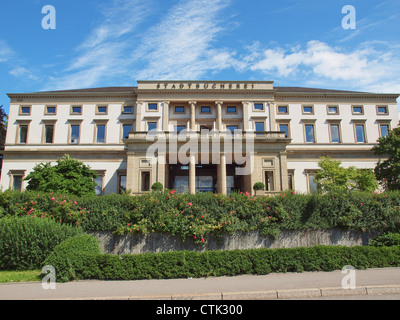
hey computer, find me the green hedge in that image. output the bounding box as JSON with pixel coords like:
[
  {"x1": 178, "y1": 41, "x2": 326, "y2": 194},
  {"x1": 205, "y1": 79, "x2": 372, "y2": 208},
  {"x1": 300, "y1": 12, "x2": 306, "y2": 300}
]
[
  {"x1": 47, "y1": 245, "x2": 400, "y2": 282},
  {"x1": 0, "y1": 216, "x2": 82, "y2": 270},
  {"x1": 1, "y1": 189, "x2": 400, "y2": 244}
]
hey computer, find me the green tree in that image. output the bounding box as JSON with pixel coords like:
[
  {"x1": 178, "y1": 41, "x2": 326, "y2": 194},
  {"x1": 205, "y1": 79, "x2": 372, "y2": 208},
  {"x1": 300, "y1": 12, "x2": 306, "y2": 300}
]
[
  {"x1": 24, "y1": 154, "x2": 97, "y2": 196},
  {"x1": 314, "y1": 157, "x2": 377, "y2": 193},
  {"x1": 373, "y1": 127, "x2": 400, "y2": 191}
]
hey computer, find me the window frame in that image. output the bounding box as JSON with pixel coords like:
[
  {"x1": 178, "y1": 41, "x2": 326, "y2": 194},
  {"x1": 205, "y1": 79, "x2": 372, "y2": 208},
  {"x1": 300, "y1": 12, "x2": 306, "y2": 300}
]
[
  {"x1": 19, "y1": 106, "x2": 31, "y2": 116},
  {"x1": 277, "y1": 105, "x2": 289, "y2": 115},
  {"x1": 68, "y1": 120, "x2": 82, "y2": 145},
  {"x1": 353, "y1": 122, "x2": 367, "y2": 143},
  {"x1": 70, "y1": 105, "x2": 83, "y2": 115},
  {"x1": 303, "y1": 122, "x2": 316, "y2": 143},
  {"x1": 45, "y1": 105, "x2": 57, "y2": 115},
  {"x1": 376, "y1": 105, "x2": 389, "y2": 115},
  {"x1": 352, "y1": 105, "x2": 364, "y2": 115},
  {"x1": 302, "y1": 105, "x2": 314, "y2": 115}
]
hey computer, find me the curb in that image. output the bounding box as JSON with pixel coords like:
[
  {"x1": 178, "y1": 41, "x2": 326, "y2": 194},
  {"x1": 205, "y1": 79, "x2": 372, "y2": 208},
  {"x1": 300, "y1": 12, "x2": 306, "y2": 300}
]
[{"x1": 54, "y1": 285, "x2": 400, "y2": 300}]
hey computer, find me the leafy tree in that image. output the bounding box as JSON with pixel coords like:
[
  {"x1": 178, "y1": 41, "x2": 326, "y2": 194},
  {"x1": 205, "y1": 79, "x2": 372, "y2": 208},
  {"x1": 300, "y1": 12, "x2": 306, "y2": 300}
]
[
  {"x1": 373, "y1": 127, "x2": 400, "y2": 191},
  {"x1": 0, "y1": 105, "x2": 7, "y2": 148},
  {"x1": 24, "y1": 154, "x2": 97, "y2": 196},
  {"x1": 314, "y1": 157, "x2": 378, "y2": 193}
]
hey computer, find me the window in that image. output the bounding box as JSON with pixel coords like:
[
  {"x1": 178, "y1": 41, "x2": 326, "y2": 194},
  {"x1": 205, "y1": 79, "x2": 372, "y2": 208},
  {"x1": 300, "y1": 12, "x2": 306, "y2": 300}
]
[
  {"x1": 308, "y1": 173, "x2": 318, "y2": 194},
  {"x1": 122, "y1": 124, "x2": 132, "y2": 140},
  {"x1": 329, "y1": 124, "x2": 341, "y2": 143},
  {"x1": 70, "y1": 124, "x2": 80, "y2": 144},
  {"x1": 12, "y1": 175, "x2": 23, "y2": 191},
  {"x1": 19, "y1": 125, "x2": 28, "y2": 144},
  {"x1": 379, "y1": 124, "x2": 390, "y2": 138},
  {"x1": 279, "y1": 123, "x2": 290, "y2": 138},
  {"x1": 288, "y1": 170, "x2": 295, "y2": 191},
  {"x1": 254, "y1": 103, "x2": 264, "y2": 111},
  {"x1": 147, "y1": 122, "x2": 157, "y2": 131},
  {"x1": 226, "y1": 125, "x2": 239, "y2": 132},
  {"x1": 352, "y1": 106, "x2": 364, "y2": 115},
  {"x1": 97, "y1": 106, "x2": 108, "y2": 114},
  {"x1": 377, "y1": 106, "x2": 388, "y2": 115},
  {"x1": 277, "y1": 106, "x2": 288, "y2": 114},
  {"x1": 94, "y1": 174, "x2": 104, "y2": 196},
  {"x1": 355, "y1": 124, "x2": 366, "y2": 143},
  {"x1": 302, "y1": 106, "x2": 314, "y2": 114},
  {"x1": 265, "y1": 171, "x2": 274, "y2": 191},
  {"x1": 148, "y1": 103, "x2": 158, "y2": 111},
  {"x1": 175, "y1": 125, "x2": 186, "y2": 133},
  {"x1": 227, "y1": 106, "x2": 237, "y2": 113},
  {"x1": 45, "y1": 106, "x2": 57, "y2": 115},
  {"x1": 175, "y1": 106, "x2": 185, "y2": 113},
  {"x1": 123, "y1": 106, "x2": 133, "y2": 114},
  {"x1": 119, "y1": 175, "x2": 127, "y2": 194},
  {"x1": 96, "y1": 124, "x2": 106, "y2": 143},
  {"x1": 19, "y1": 106, "x2": 31, "y2": 115},
  {"x1": 201, "y1": 106, "x2": 211, "y2": 113},
  {"x1": 141, "y1": 172, "x2": 150, "y2": 192},
  {"x1": 327, "y1": 106, "x2": 339, "y2": 115},
  {"x1": 255, "y1": 122, "x2": 265, "y2": 133},
  {"x1": 44, "y1": 124, "x2": 54, "y2": 144},
  {"x1": 305, "y1": 124, "x2": 315, "y2": 143},
  {"x1": 71, "y1": 106, "x2": 82, "y2": 115}
]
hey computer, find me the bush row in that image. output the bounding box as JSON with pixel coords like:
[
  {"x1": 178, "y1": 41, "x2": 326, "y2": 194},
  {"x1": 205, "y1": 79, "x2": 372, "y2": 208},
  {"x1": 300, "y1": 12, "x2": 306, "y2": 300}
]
[
  {"x1": 44, "y1": 235, "x2": 400, "y2": 282},
  {"x1": 1, "y1": 189, "x2": 400, "y2": 244}
]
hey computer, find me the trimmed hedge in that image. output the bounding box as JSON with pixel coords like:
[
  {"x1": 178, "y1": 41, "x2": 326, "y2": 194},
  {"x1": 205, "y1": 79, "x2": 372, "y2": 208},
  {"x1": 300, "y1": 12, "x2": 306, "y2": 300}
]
[
  {"x1": 0, "y1": 216, "x2": 82, "y2": 270},
  {"x1": 47, "y1": 245, "x2": 400, "y2": 282}
]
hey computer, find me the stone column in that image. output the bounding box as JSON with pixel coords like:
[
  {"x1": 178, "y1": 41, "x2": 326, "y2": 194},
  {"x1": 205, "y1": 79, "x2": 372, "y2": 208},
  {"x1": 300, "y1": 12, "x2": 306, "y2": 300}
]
[
  {"x1": 269, "y1": 102, "x2": 276, "y2": 131},
  {"x1": 280, "y1": 152, "x2": 289, "y2": 191},
  {"x1": 162, "y1": 101, "x2": 170, "y2": 132},
  {"x1": 126, "y1": 152, "x2": 136, "y2": 194},
  {"x1": 242, "y1": 101, "x2": 249, "y2": 132},
  {"x1": 135, "y1": 101, "x2": 143, "y2": 131},
  {"x1": 218, "y1": 152, "x2": 227, "y2": 195},
  {"x1": 189, "y1": 101, "x2": 197, "y2": 131},
  {"x1": 216, "y1": 101, "x2": 223, "y2": 131},
  {"x1": 189, "y1": 154, "x2": 196, "y2": 194}
]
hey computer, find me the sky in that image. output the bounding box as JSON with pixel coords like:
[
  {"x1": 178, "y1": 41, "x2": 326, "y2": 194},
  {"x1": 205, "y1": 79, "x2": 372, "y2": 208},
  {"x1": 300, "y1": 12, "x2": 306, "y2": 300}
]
[{"x1": 0, "y1": 0, "x2": 399, "y2": 115}]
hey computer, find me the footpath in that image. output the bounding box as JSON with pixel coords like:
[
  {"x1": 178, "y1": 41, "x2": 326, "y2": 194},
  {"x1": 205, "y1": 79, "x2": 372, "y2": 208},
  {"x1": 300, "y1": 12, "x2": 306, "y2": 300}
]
[{"x1": 0, "y1": 267, "x2": 399, "y2": 300}]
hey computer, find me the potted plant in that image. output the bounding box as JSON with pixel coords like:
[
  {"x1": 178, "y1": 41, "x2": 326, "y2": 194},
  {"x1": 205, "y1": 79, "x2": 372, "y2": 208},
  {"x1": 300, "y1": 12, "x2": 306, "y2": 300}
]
[
  {"x1": 253, "y1": 182, "x2": 265, "y2": 196},
  {"x1": 151, "y1": 182, "x2": 163, "y2": 192}
]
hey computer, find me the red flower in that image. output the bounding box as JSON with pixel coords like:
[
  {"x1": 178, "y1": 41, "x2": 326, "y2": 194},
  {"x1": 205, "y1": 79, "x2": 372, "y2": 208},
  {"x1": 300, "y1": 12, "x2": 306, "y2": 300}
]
[
  {"x1": 291, "y1": 191, "x2": 295, "y2": 194},
  {"x1": 201, "y1": 238, "x2": 205, "y2": 243},
  {"x1": 170, "y1": 190, "x2": 176, "y2": 194},
  {"x1": 194, "y1": 236, "x2": 197, "y2": 239},
  {"x1": 187, "y1": 202, "x2": 193, "y2": 206}
]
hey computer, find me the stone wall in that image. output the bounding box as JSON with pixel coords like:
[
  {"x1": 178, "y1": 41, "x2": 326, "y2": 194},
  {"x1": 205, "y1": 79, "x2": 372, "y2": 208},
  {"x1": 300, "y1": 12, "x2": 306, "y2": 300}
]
[{"x1": 89, "y1": 229, "x2": 378, "y2": 255}]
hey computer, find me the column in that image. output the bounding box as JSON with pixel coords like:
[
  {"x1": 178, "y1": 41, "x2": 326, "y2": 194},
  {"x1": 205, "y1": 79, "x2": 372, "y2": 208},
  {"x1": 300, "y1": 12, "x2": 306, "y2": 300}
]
[
  {"x1": 242, "y1": 101, "x2": 249, "y2": 132},
  {"x1": 218, "y1": 152, "x2": 227, "y2": 195},
  {"x1": 162, "y1": 101, "x2": 170, "y2": 132},
  {"x1": 189, "y1": 101, "x2": 197, "y2": 131},
  {"x1": 215, "y1": 101, "x2": 223, "y2": 131},
  {"x1": 126, "y1": 152, "x2": 136, "y2": 194},
  {"x1": 135, "y1": 101, "x2": 143, "y2": 131},
  {"x1": 189, "y1": 154, "x2": 196, "y2": 194},
  {"x1": 268, "y1": 102, "x2": 276, "y2": 132},
  {"x1": 279, "y1": 152, "x2": 289, "y2": 191}
]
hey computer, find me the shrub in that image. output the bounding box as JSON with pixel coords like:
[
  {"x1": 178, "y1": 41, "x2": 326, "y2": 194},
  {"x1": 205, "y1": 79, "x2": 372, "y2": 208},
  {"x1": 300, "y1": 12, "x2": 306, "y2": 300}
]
[
  {"x1": 369, "y1": 233, "x2": 400, "y2": 247},
  {"x1": 253, "y1": 182, "x2": 265, "y2": 191},
  {"x1": 0, "y1": 216, "x2": 82, "y2": 270},
  {"x1": 48, "y1": 245, "x2": 400, "y2": 282},
  {"x1": 151, "y1": 182, "x2": 163, "y2": 191},
  {"x1": 44, "y1": 233, "x2": 102, "y2": 282}
]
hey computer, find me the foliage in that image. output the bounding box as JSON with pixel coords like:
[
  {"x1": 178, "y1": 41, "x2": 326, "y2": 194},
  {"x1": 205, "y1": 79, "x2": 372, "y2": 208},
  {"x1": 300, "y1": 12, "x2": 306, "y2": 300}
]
[
  {"x1": 0, "y1": 105, "x2": 7, "y2": 149},
  {"x1": 47, "y1": 245, "x2": 400, "y2": 282},
  {"x1": 253, "y1": 182, "x2": 265, "y2": 190},
  {"x1": 151, "y1": 182, "x2": 163, "y2": 191},
  {"x1": 24, "y1": 154, "x2": 97, "y2": 197},
  {"x1": 314, "y1": 157, "x2": 378, "y2": 193},
  {"x1": 0, "y1": 216, "x2": 82, "y2": 270},
  {"x1": 373, "y1": 127, "x2": 400, "y2": 191},
  {"x1": 369, "y1": 232, "x2": 400, "y2": 247}
]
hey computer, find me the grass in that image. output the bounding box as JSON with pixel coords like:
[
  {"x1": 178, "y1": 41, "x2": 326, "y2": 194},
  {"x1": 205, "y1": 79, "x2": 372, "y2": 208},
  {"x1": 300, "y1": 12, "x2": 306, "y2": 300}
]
[{"x1": 0, "y1": 270, "x2": 42, "y2": 283}]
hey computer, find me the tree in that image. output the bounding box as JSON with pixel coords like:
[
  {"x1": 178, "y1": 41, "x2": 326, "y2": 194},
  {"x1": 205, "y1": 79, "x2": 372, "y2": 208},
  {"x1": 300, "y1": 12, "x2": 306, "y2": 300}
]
[
  {"x1": 0, "y1": 105, "x2": 7, "y2": 148},
  {"x1": 314, "y1": 157, "x2": 378, "y2": 193},
  {"x1": 24, "y1": 154, "x2": 97, "y2": 196},
  {"x1": 373, "y1": 127, "x2": 400, "y2": 191}
]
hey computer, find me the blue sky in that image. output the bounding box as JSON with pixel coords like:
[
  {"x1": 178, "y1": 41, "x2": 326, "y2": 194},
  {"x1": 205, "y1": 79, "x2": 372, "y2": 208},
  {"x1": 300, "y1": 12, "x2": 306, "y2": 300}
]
[{"x1": 0, "y1": 0, "x2": 399, "y2": 115}]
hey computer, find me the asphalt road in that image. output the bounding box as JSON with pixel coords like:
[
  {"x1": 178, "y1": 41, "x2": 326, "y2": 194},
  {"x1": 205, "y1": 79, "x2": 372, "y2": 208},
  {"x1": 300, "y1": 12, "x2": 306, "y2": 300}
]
[{"x1": 1, "y1": 267, "x2": 399, "y2": 300}]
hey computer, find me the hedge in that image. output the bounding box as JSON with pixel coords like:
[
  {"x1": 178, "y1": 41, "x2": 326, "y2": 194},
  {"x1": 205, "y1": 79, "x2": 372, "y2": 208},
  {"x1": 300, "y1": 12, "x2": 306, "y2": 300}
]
[
  {"x1": 1, "y1": 189, "x2": 400, "y2": 244},
  {"x1": 0, "y1": 216, "x2": 82, "y2": 270},
  {"x1": 47, "y1": 244, "x2": 400, "y2": 282}
]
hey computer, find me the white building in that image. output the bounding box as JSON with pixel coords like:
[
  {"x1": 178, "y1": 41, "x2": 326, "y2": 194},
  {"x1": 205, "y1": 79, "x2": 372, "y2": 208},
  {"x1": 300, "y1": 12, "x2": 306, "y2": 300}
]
[{"x1": 2, "y1": 80, "x2": 399, "y2": 195}]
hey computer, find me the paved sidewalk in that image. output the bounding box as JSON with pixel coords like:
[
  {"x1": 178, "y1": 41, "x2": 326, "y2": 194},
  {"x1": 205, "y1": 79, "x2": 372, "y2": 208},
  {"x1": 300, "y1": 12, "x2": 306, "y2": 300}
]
[{"x1": 1, "y1": 268, "x2": 400, "y2": 300}]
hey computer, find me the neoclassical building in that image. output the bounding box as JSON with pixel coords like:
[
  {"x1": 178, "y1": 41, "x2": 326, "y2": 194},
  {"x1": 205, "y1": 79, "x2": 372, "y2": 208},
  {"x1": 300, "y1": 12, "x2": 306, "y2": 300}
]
[{"x1": 2, "y1": 80, "x2": 399, "y2": 195}]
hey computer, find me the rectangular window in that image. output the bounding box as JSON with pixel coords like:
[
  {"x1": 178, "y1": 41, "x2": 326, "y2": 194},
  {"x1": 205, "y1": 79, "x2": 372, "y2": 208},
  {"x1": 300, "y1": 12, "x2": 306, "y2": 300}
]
[
  {"x1": 19, "y1": 125, "x2": 28, "y2": 144},
  {"x1": 227, "y1": 106, "x2": 237, "y2": 113},
  {"x1": 265, "y1": 171, "x2": 274, "y2": 191},
  {"x1": 277, "y1": 106, "x2": 288, "y2": 114},
  {"x1": 44, "y1": 124, "x2": 54, "y2": 144},
  {"x1": 377, "y1": 106, "x2": 388, "y2": 115},
  {"x1": 45, "y1": 106, "x2": 56, "y2": 115},
  {"x1": 254, "y1": 103, "x2": 264, "y2": 111},
  {"x1": 305, "y1": 124, "x2": 315, "y2": 143},
  {"x1": 123, "y1": 106, "x2": 133, "y2": 114},
  {"x1": 279, "y1": 123, "x2": 289, "y2": 138},
  {"x1": 303, "y1": 106, "x2": 313, "y2": 114},
  {"x1": 379, "y1": 124, "x2": 390, "y2": 138},
  {"x1": 226, "y1": 125, "x2": 239, "y2": 132},
  {"x1": 327, "y1": 106, "x2": 338, "y2": 115},
  {"x1": 201, "y1": 106, "x2": 211, "y2": 113},
  {"x1": 175, "y1": 106, "x2": 185, "y2": 113},
  {"x1": 175, "y1": 125, "x2": 186, "y2": 133},
  {"x1": 97, "y1": 106, "x2": 108, "y2": 114},
  {"x1": 119, "y1": 175, "x2": 127, "y2": 194},
  {"x1": 255, "y1": 122, "x2": 265, "y2": 132},
  {"x1": 71, "y1": 106, "x2": 82, "y2": 114},
  {"x1": 96, "y1": 124, "x2": 106, "y2": 143},
  {"x1": 147, "y1": 122, "x2": 157, "y2": 131},
  {"x1": 308, "y1": 173, "x2": 318, "y2": 193},
  {"x1": 355, "y1": 124, "x2": 366, "y2": 143},
  {"x1": 12, "y1": 175, "x2": 23, "y2": 191},
  {"x1": 122, "y1": 124, "x2": 132, "y2": 139},
  {"x1": 330, "y1": 124, "x2": 340, "y2": 143},
  {"x1": 288, "y1": 171, "x2": 294, "y2": 191},
  {"x1": 148, "y1": 103, "x2": 158, "y2": 111},
  {"x1": 20, "y1": 106, "x2": 31, "y2": 115},
  {"x1": 70, "y1": 125, "x2": 80, "y2": 144},
  {"x1": 352, "y1": 106, "x2": 364, "y2": 115},
  {"x1": 141, "y1": 172, "x2": 150, "y2": 192},
  {"x1": 94, "y1": 175, "x2": 103, "y2": 196}
]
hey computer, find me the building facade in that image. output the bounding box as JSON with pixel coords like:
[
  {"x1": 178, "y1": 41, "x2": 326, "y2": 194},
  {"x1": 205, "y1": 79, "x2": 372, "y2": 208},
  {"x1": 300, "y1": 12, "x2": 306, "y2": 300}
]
[{"x1": 2, "y1": 80, "x2": 399, "y2": 195}]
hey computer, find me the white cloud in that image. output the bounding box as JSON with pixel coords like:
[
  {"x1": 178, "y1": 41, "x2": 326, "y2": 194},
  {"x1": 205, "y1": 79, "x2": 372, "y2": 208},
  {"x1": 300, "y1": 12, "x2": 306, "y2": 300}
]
[
  {"x1": 9, "y1": 67, "x2": 38, "y2": 80},
  {"x1": 0, "y1": 40, "x2": 14, "y2": 63}
]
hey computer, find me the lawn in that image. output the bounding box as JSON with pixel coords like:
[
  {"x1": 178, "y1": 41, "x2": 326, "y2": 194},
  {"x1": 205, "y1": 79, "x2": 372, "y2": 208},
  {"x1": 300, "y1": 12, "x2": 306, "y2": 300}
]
[{"x1": 0, "y1": 270, "x2": 41, "y2": 283}]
